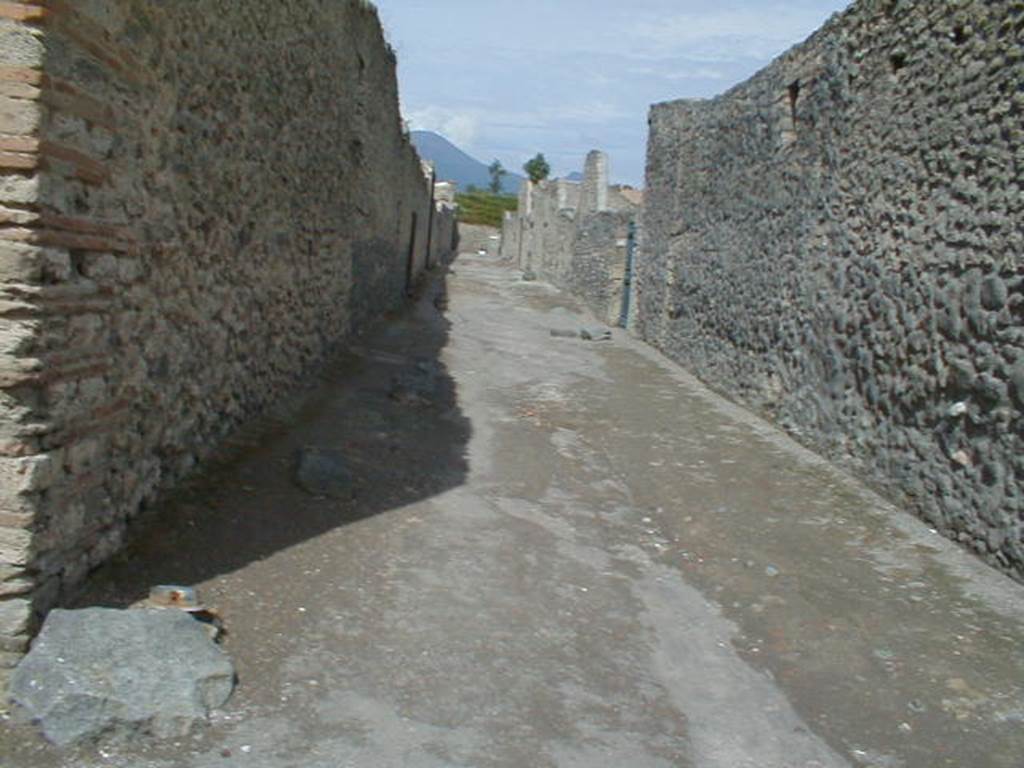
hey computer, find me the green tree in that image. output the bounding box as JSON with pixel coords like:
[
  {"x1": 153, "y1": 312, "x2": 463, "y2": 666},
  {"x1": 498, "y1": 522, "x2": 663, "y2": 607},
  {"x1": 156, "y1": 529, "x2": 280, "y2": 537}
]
[
  {"x1": 487, "y1": 159, "x2": 507, "y2": 194},
  {"x1": 523, "y1": 153, "x2": 550, "y2": 184}
]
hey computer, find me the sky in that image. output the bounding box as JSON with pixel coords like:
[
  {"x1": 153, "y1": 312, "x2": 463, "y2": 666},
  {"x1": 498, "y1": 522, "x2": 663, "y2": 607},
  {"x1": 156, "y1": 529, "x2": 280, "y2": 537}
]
[{"x1": 375, "y1": 1, "x2": 852, "y2": 187}]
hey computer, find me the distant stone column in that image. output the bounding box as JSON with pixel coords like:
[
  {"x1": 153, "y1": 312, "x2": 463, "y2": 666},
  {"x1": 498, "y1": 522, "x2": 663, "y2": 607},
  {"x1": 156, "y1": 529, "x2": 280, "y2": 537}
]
[
  {"x1": 579, "y1": 150, "x2": 609, "y2": 214},
  {"x1": 556, "y1": 180, "x2": 572, "y2": 210},
  {"x1": 518, "y1": 180, "x2": 533, "y2": 217}
]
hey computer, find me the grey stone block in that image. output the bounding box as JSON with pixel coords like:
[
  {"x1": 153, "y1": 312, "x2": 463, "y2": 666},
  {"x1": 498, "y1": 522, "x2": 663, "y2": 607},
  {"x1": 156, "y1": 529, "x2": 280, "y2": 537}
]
[
  {"x1": 981, "y1": 275, "x2": 1008, "y2": 311},
  {"x1": 0, "y1": 598, "x2": 30, "y2": 638},
  {"x1": 580, "y1": 328, "x2": 612, "y2": 341},
  {"x1": 8, "y1": 608, "x2": 235, "y2": 747}
]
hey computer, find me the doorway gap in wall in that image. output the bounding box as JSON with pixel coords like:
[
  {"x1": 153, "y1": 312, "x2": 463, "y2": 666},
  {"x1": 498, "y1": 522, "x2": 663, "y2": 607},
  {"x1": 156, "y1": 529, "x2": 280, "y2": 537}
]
[{"x1": 788, "y1": 80, "x2": 801, "y2": 128}]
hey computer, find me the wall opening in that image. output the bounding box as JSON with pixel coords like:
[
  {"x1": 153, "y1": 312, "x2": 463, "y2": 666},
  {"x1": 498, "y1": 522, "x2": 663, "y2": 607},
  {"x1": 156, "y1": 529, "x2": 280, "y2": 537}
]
[
  {"x1": 890, "y1": 52, "x2": 907, "y2": 73},
  {"x1": 780, "y1": 79, "x2": 801, "y2": 148},
  {"x1": 788, "y1": 80, "x2": 801, "y2": 127},
  {"x1": 405, "y1": 211, "x2": 418, "y2": 295},
  {"x1": 425, "y1": 169, "x2": 436, "y2": 270},
  {"x1": 952, "y1": 25, "x2": 968, "y2": 45}
]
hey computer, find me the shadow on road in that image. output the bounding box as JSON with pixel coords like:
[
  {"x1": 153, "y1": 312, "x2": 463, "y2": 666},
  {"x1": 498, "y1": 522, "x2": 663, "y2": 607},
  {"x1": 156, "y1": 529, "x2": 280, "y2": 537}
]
[{"x1": 71, "y1": 262, "x2": 471, "y2": 611}]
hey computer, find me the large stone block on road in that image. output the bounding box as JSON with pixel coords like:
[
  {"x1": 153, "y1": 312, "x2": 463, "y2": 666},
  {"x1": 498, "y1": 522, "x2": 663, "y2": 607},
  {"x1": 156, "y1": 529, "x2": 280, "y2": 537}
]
[
  {"x1": 294, "y1": 447, "x2": 355, "y2": 499},
  {"x1": 7, "y1": 608, "x2": 235, "y2": 747}
]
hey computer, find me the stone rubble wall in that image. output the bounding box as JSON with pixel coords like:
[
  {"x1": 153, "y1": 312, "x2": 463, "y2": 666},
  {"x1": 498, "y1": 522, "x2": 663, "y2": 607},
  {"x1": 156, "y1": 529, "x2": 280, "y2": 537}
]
[
  {"x1": 637, "y1": 0, "x2": 1024, "y2": 579},
  {"x1": 571, "y1": 212, "x2": 632, "y2": 326},
  {"x1": 498, "y1": 179, "x2": 533, "y2": 265},
  {"x1": 0, "y1": 0, "x2": 453, "y2": 676},
  {"x1": 430, "y1": 200, "x2": 458, "y2": 269},
  {"x1": 533, "y1": 179, "x2": 580, "y2": 285},
  {"x1": 501, "y1": 151, "x2": 638, "y2": 324}
]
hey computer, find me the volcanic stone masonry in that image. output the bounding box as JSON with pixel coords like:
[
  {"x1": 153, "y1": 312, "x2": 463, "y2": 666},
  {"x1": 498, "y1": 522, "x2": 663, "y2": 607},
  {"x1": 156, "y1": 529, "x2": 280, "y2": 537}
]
[
  {"x1": 0, "y1": 0, "x2": 455, "y2": 681},
  {"x1": 635, "y1": 0, "x2": 1024, "y2": 578}
]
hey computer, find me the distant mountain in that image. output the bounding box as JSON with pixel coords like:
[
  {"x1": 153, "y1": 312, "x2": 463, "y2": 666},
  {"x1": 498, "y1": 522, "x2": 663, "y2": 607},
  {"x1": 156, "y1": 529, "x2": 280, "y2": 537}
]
[
  {"x1": 564, "y1": 171, "x2": 584, "y2": 182},
  {"x1": 410, "y1": 131, "x2": 523, "y2": 195}
]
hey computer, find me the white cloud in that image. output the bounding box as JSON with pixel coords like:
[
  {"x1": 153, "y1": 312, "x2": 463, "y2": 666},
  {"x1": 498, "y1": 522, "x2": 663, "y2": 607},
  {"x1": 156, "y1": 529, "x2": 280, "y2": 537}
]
[
  {"x1": 668, "y1": 67, "x2": 730, "y2": 82},
  {"x1": 547, "y1": 101, "x2": 631, "y2": 124},
  {"x1": 406, "y1": 106, "x2": 480, "y2": 148},
  {"x1": 629, "y1": 5, "x2": 841, "y2": 63},
  {"x1": 408, "y1": 101, "x2": 629, "y2": 145},
  {"x1": 387, "y1": 1, "x2": 850, "y2": 186},
  {"x1": 628, "y1": 65, "x2": 730, "y2": 81}
]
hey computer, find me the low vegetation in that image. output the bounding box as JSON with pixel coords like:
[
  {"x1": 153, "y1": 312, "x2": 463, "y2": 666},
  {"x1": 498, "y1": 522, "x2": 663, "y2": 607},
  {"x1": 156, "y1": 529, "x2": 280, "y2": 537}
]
[{"x1": 456, "y1": 191, "x2": 518, "y2": 228}]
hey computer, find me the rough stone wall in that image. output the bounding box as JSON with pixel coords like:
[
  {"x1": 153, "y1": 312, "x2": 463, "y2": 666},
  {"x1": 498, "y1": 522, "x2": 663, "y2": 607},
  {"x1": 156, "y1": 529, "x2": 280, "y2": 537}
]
[
  {"x1": 502, "y1": 151, "x2": 638, "y2": 324},
  {"x1": 499, "y1": 179, "x2": 572, "y2": 273},
  {"x1": 609, "y1": 185, "x2": 643, "y2": 213},
  {"x1": 0, "y1": 0, "x2": 448, "y2": 673},
  {"x1": 498, "y1": 179, "x2": 535, "y2": 267},
  {"x1": 429, "y1": 198, "x2": 457, "y2": 268},
  {"x1": 534, "y1": 179, "x2": 579, "y2": 283},
  {"x1": 571, "y1": 212, "x2": 632, "y2": 326},
  {"x1": 637, "y1": 0, "x2": 1024, "y2": 578}
]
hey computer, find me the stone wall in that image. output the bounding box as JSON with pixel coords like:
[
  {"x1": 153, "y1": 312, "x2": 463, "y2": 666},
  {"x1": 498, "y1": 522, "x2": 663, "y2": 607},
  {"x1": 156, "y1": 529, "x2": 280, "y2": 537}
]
[
  {"x1": 0, "y1": 0, "x2": 452, "y2": 675},
  {"x1": 637, "y1": 0, "x2": 1024, "y2": 579},
  {"x1": 429, "y1": 196, "x2": 458, "y2": 269},
  {"x1": 571, "y1": 212, "x2": 632, "y2": 326},
  {"x1": 533, "y1": 179, "x2": 580, "y2": 284},
  {"x1": 501, "y1": 151, "x2": 638, "y2": 325},
  {"x1": 498, "y1": 180, "x2": 534, "y2": 266}
]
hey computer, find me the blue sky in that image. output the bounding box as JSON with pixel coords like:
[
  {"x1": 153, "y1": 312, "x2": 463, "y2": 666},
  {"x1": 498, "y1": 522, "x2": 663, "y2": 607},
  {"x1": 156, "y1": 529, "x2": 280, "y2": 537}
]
[{"x1": 375, "y1": 1, "x2": 852, "y2": 187}]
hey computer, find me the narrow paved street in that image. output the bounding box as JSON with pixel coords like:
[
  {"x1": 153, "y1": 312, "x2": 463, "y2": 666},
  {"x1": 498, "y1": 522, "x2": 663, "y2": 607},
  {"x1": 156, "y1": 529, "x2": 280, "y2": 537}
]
[{"x1": 5, "y1": 251, "x2": 1024, "y2": 768}]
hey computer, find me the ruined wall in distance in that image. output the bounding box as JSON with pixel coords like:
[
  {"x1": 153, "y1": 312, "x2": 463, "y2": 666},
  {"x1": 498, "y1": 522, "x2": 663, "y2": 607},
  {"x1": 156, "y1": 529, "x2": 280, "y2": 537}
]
[
  {"x1": 0, "y1": 0, "x2": 443, "y2": 674},
  {"x1": 534, "y1": 179, "x2": 579, "y2": 283},
  {"x1": 499, "y1": 180, "x2": 533, "y2": 266},
  {"x1": 429, "y1": 200, "x2": 458, "y2": 269},
  {"x1": 571, "y1": 212, "x2": 632, "y2": 326},
  {"x1": 502, "y1": 151, "x2": 638, "y2": 324},
  {"x1": 637, "y1": 0, "x2": 1024, "y2": 578}
]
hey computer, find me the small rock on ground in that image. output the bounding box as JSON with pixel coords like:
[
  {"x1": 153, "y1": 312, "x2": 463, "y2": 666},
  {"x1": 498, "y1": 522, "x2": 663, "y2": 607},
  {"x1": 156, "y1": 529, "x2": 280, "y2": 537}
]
[
  {"x1": 580, "y1": 328, "x2": 612, "y2": 341},
  {"x1": 294, "y1": 447, "x2": 355, "y2": 498}
]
